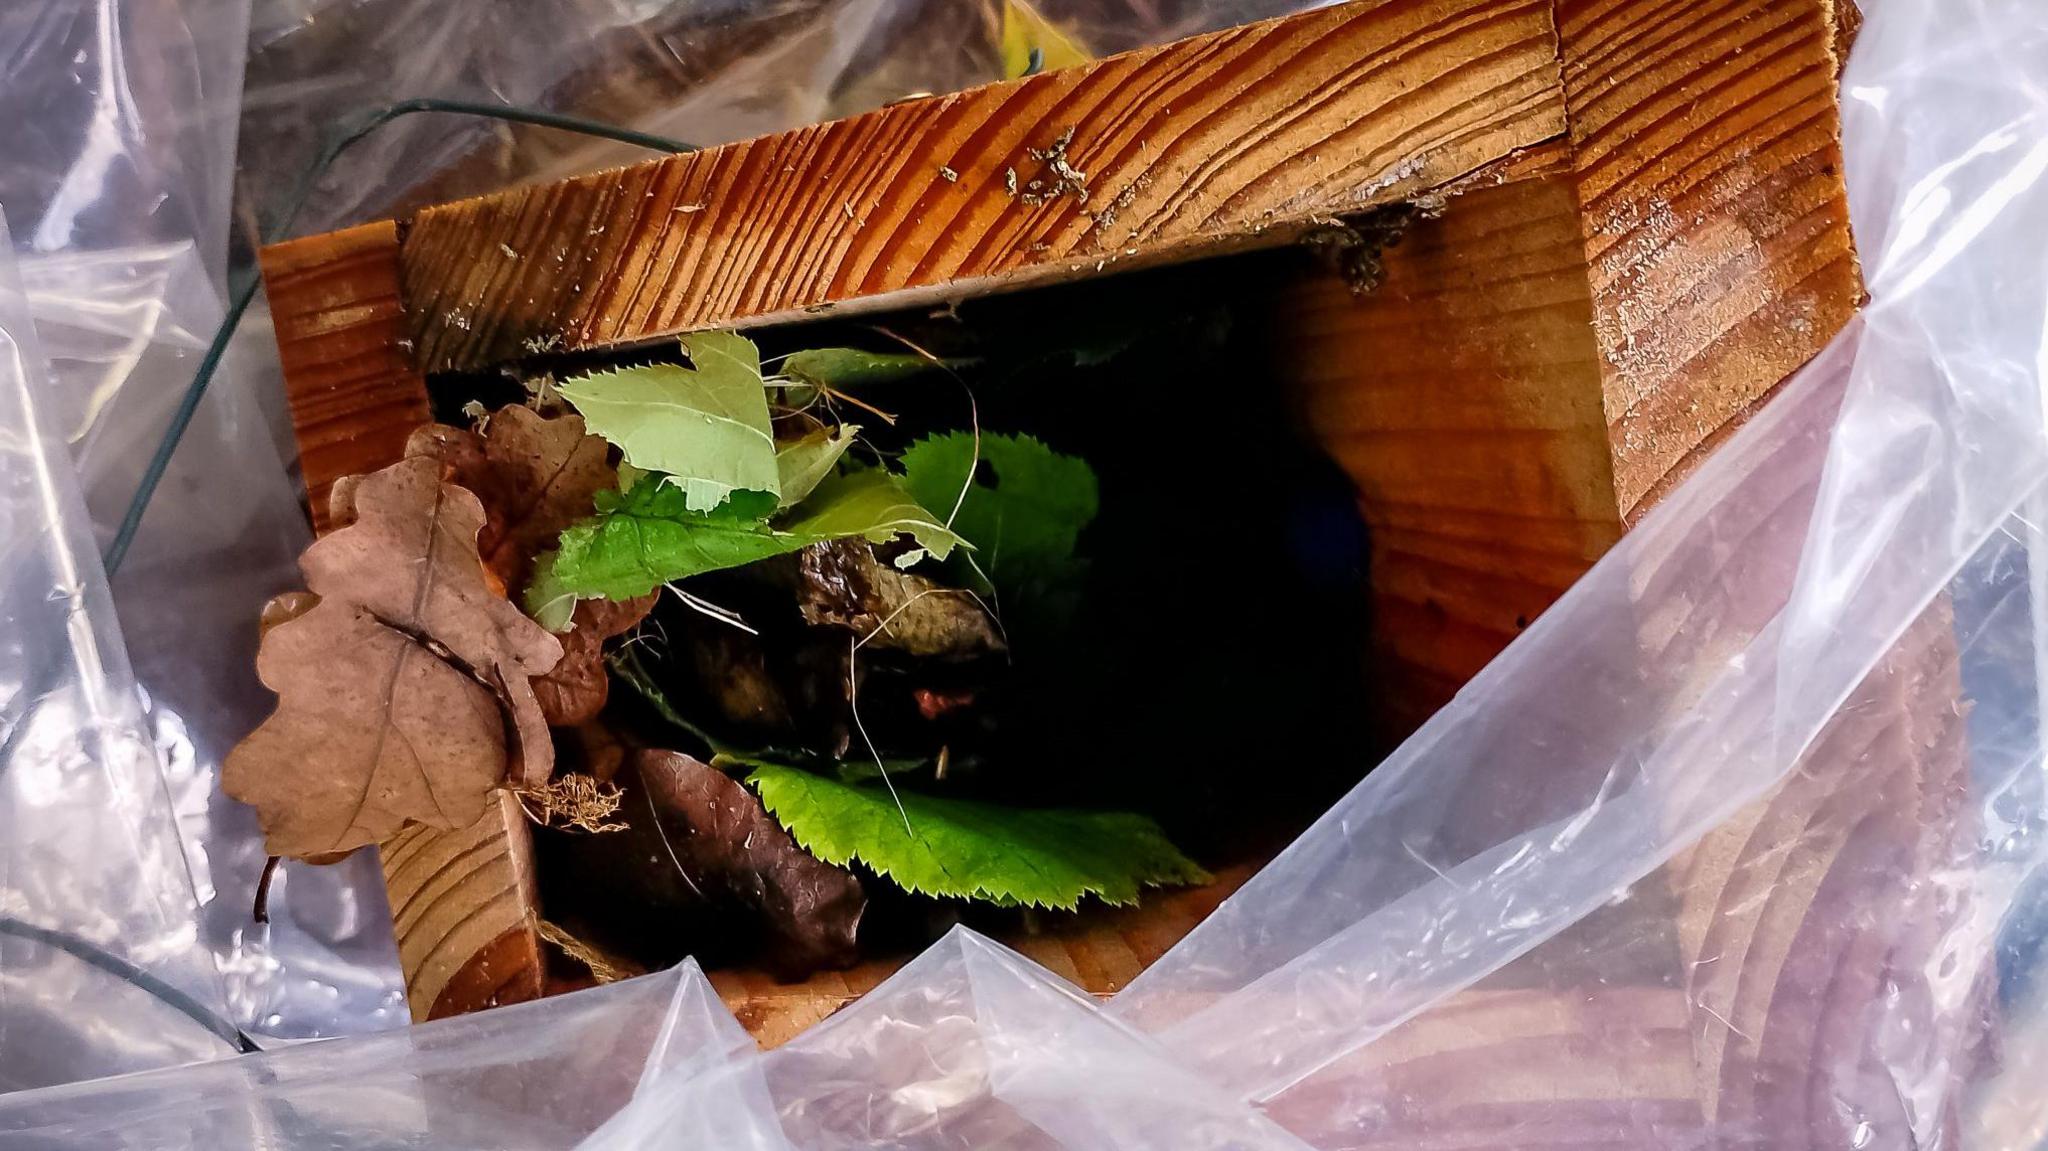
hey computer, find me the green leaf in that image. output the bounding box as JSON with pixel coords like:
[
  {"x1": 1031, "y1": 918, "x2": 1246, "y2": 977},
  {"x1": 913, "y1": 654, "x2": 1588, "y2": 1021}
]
[
  {"x1": 523, "y1": 551, "x2": 580, "y2": 632},
  {"x1": 535, "y1": 467, "x2": 965, "y2": 602},
  {"x1": 536, "y1": 483, "x2": 787, "y2": 602},
  {"x1": 557, "y1": 331, "x2": 779, "y2": 512},
  {"x1": 899, "y1": 432, "x2": 1098, "y2": 588},
  {"x1": 739, "y1": 759, "x2": 1207, "y2": 909},
  {"x1": 782, "y1": 348, "x2": 938, "y2": 390},
  {"x1": 783, "y1": 468, "x2": 967, "y2": 567},
  {"x1": 775, "y1": 425, "x2": 860, "y2": 509}
]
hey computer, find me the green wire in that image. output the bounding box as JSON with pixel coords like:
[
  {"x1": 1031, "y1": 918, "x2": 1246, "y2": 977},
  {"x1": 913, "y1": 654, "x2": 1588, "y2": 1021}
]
[
  {"x1": 0, "y1": 98, "x2": 696, "y2": 1060},
  {"x1": 101, "y1": 98, "x2": 697, "y2": 576},
  {"x1": 0, "y1": 917, "x2": 260, "y2": 1053}
]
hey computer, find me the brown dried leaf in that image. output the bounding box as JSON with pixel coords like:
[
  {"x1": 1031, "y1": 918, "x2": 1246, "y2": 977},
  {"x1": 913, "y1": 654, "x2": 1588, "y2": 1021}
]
[
  {"x1": 792, "y1": 539, "x2": 1004, "y2": 658},
  {"x1": 258, "y1": 591, "x2": 319, "y2": 637},
  {"x1": 532, "y1": 593, "x2": 655, "y2": 727},
  {"x1": 225, "y1": 600, "x2": 509, "y2": 858},
  {"x1": 299, "y1": 456, "x2": 563, "y2": 785},
  {"x1": 407, "y1": 405, "x2": 614, "y2": 590},
  {"x1": 327, "y1": 474, "x2": 361, "y2": 528},
  {"x1": 634, "y1": 750, "x2": 864, "y2": 977}
]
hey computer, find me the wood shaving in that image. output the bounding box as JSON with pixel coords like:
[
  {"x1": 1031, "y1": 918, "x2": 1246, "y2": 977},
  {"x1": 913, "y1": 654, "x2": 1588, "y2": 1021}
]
[
  {"x1": 516, "y1": 773, "x2": 628, "y2": 834},
  {"x1": 539, "y1": 920, "x2": 643, "y2": 985}
]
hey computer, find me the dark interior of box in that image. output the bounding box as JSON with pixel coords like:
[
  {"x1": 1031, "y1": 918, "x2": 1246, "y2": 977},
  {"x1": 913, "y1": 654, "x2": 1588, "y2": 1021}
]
[{"x1": 427, "y1": 248, "x2": 1385, "y2": 980}]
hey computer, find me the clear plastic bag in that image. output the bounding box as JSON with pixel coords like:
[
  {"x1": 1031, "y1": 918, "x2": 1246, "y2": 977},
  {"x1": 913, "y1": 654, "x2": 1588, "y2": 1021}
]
[
  {"x1": 0, "y1": 959, "x2": 747, "y2": 1148},
  {"x1": 0, "y1": 213, "x2": 236, "y2": 1092},
  {"x1": 6, "y1": 0, "x2": 2048, "y2": 1145}
]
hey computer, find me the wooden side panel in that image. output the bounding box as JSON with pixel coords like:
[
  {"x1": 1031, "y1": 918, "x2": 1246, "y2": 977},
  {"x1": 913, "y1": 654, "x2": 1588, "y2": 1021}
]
[
  {"x1": 1280, "y1": 149, "x2": 1621, "y2": 730},
  {"x1": 263, "y1": 225, "x2": 548, "y2": 1023},
  {"x1": 383, "y1": 793, "x2": 545, "y2": 1020},
  {"x1": 259, "y1": 222, "x2": 434, "y2": 534},
  {"x1": 1556, "y1": 0, "x2": 1862, "y2": 516},
  {"x1": 399, "y1": 0, "x2": 1568, "y2": 374}
]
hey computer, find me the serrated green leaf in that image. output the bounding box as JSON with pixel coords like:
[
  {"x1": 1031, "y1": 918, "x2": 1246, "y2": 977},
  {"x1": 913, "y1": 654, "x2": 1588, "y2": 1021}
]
[
  {"x1": 775, "y1": 425, "x2": 860, "y2": 509},
  {"x1": 557, "y1": 331, "x2": 778, "y2": 512},
  {"x1": 740, "y1": 759, "x2": 1207, "y2": 909},
  {"x1": 533, "y1": 467, "x2": 964, "y2": 603},
  {"x1": 900, "y1": 432, "x2": 1098, "y2": 588}
]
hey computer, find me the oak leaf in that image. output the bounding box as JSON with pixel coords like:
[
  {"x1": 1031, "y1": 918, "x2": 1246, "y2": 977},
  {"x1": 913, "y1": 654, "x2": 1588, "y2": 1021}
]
[
  {"x1": 405, "y1": 405, "x2": 615, "y2": 590},
  {"x1": 298, "y1": 456, "x2": 564, "y2": 785},
  {"x1": 225, "y1": 599, "x2": 510, "y2": 857},
  {"x1": 532, "y1": 593, "x2": 657, "y2": 727}
]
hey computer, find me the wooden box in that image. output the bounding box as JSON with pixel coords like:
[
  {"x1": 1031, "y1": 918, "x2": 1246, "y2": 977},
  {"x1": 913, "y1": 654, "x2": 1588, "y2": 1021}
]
[{"x1": 260, "y1": 0, "x2": 1862, "y2": 1044}]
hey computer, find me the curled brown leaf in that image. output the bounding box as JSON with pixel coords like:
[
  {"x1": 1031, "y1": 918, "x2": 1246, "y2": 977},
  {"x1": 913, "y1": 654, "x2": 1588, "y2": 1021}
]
[
  {"x1": 406, "y1": 405, "x2": 614, "y2": 590},
  {"x1": 533, "y1": 593, "x2": 656, "y2": 727}
]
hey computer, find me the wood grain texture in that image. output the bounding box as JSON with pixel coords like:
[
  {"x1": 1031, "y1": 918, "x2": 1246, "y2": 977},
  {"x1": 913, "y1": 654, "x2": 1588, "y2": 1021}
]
[
  {"x1": 259, "y1": 222, "x2": 433, "y2": 534},
  {"x1": 712, "y1": 864, "x2": 1253, "y2": 1048},
  {"x1": 382, "y1": 792, "x2": 545, "y2": 1021},
  {"x1": 1672, "y1": 600, "x2": 1970, "y2": 1141},
  {"x1": 1557, "y1": 0, "x2": 1862, "y2": 516},
  {"x1": 267, "y1": 229, "x2": 548, "y2": 1022},
  {"x1": 398, "y1": 0, "x2": 1567, "y2": 374},
  {"x1": 1277, "y1": 146, "x2": 1622, "y2": 731}
]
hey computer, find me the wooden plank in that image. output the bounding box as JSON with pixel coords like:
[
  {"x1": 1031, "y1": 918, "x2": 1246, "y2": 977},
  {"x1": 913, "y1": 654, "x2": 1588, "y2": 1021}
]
[
  {"x1": 398, "y1": 0, "x2": 1568, "y2": 374},
  {"x1": 1276, "y1": 142, "x2": 1623, "y2": 731},
  {"x1": 259, "y1": 222, "x2": 434, "y2": 534},
  {"x1": 264, "y1": 223, "x2": 548, "y2": 1022},
  {"x1": 256, "y1": 0, "x2": 1869, "y2": 1047},
  {"x1": 1556, "y1": 0, "x2": 1863, "y2": 517},
  {"x1": 1276, "y1": 0, "x2": 1863, "y2": 730},
  {"x1": 381, "y1": 793, "x2": 545, "y2": 1020}
]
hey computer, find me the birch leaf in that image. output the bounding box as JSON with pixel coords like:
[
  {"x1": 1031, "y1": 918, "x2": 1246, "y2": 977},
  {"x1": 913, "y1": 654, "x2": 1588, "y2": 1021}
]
[
  {"x1": 531, "y1": 467, "x2": 965, "y2": 605},
  {"x1": 775, "y1": 424, "x2": 860, "y2": 509},
  {"x1": 741, "y1": 759, "x2": 1207, "y2": 910},
  {"x1": 557, "y1": 331, "x2": 778, "y2": 512}
]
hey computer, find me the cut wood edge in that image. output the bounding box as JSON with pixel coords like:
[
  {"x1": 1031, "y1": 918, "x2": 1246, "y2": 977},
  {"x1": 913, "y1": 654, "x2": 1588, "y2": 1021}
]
[
  {"x1": 383, "y1": 791, "x2": 546, "y2": 1021},
  {"x1": 259, "y1": 221, "x2": 434, "y2": 534},
  {"x1": 713, "y1": 863, "x2": 1255, "y2": 1048}
]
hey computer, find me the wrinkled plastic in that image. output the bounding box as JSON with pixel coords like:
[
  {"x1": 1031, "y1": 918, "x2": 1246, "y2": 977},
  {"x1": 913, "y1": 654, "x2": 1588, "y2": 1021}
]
[
  {"x1": 0, "y1": 959, "x2": 745, "y2": 1148},
  {"x1": 0, "y1": 0, "x2": 406, "y2": 1060},
  {"x1": 7, "y1": 0, "x2": 2048, "y2": 1145},
  {"x1": 238, "y1": 0, "x2": 1346, "y2": 235},
  {"x1": 0, "y1": 213, "x2": 234, "y2": 1092}
]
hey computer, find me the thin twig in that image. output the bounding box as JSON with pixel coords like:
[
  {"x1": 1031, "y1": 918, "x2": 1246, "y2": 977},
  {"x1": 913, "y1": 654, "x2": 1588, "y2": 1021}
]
[
  {"x1": 642, "y1": 781, "x2": 707, "y2": 900},
  {"x1": 252, "y1": 856, "x2": 281, "y2": 924},
  {"x1": 608, "y1": 647, "x2": 732, "y2": 755},
  {"x1": 815, "y1": 383, "x2": 898, "y2": 426},
  {"x1": 867, "y1": 326, "x2": 981, "y2": 531},
  {"x1": 664, "y1": 583, "x2": 758, "y2": 635},
  {"x1": 846, "y1": 636, "x2": 913, "y2": 835}
]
